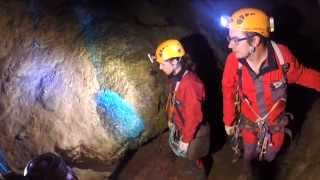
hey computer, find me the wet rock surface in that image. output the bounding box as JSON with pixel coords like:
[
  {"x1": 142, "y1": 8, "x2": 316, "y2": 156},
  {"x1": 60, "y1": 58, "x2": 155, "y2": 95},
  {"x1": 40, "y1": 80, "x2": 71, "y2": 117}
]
[
  {"x1": 0, "y1": 0, "x2": 190, "y2": 178},
  {"x1": 0, "y1": 0, "x2": 319, "y2": 179}
]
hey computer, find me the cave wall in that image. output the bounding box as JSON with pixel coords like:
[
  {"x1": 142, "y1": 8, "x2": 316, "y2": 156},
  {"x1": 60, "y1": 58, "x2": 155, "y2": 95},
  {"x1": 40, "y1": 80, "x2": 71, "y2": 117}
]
[{"x1": 0, "y1": 0, "x2": 319, "y2": 179}]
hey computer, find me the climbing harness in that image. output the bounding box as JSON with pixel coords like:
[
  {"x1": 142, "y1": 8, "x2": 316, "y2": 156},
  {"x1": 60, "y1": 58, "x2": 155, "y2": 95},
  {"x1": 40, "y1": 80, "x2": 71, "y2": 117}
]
[
  {"x1": 231, "y1": 41, "x2": 293, "y2": 161},
  {"x1": 167, "y1": 70, "x2": 189, "y2": 158}
]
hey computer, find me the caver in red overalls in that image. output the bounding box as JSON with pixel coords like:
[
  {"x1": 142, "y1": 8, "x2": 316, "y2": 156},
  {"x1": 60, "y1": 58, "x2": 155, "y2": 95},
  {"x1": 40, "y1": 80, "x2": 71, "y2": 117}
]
[
  {"x1": 167, "y1": 68, "x2": 209, "y2": 177},
  {"x1": 168, "y1": 69, "x2": 206, "y2": 144},
  {"x1": 222, "y1": 42, "x2": 320, "y2": 164},
  {"x1": 153, "y1": 39, "x2": 209, "y2": 179}
]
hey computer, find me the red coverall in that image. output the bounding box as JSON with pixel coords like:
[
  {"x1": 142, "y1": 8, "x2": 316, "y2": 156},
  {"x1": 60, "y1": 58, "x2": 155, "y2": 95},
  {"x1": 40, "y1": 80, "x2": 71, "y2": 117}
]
[
  {"x1": 170, "y1": 71, "x2": 206, "y2": 143},
  {"x1": 222, "y1": 43, "x2": 320, "y2": 154}
]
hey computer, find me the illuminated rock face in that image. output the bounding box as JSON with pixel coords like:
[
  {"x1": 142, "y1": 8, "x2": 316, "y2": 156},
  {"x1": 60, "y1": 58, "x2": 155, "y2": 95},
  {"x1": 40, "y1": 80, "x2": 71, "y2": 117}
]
[
  {"x1": 0, "y1": 0, "x2": 189, "y2": 178},
  {"x1": 0, "y1": 0, "x2": 319, "y2": 180}
]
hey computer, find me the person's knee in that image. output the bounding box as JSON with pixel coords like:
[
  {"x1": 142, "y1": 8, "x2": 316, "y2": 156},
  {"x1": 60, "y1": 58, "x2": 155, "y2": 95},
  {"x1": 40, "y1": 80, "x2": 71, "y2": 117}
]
[
  {"x1": 264, "y1": 148, "x2": 279, "y2": 162},
  {"x1": 243, "y1": 143, "x2": 257, "y2": 161}
]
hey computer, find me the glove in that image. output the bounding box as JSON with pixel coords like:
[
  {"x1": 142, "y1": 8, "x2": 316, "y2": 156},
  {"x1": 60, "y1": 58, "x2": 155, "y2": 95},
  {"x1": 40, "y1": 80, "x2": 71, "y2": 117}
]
[
  {"x1": 225, "y1": 125, "x2": 235, "y2": 136},
  {"x1": 178, "y1": 140, "x2": 189, "y2": 154}
]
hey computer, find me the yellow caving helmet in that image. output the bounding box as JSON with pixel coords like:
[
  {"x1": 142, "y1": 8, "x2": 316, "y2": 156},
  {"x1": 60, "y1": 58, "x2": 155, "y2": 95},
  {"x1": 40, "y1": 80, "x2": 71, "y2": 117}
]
[
  {"x1": 229, "y1": 8, "x2": 274, "y2": 37},
  {"x1": 155, "y1": 39, "x2": 185, "y2": 64}
]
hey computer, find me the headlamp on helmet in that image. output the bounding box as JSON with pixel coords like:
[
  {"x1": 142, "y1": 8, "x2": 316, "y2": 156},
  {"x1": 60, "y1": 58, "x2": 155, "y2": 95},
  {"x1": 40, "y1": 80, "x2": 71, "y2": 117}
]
[
  {"x1": 220, "y1": 15, "x2": 231, "y2": 28},
  {"x1": 220, "y1": 8, "x2": 275, "y2": 38}
]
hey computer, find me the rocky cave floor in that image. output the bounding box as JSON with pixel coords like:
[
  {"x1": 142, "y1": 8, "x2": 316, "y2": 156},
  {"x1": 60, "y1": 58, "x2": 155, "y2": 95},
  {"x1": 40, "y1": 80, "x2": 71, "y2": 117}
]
[
  {"x1": 110, "y1": 131, "x2": 245, "y2": 180},
  {"x1": 107, "y1": 95, "x2": 320, "y2": 180}
]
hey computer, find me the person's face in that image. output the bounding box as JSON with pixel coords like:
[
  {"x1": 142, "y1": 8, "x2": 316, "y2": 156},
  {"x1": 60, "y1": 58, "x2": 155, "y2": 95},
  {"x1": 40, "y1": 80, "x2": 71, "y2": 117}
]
[
  {"x1": 227, "y1": 29, "x2": 251, "y2": 59},
  {"x1": 159, "y1": 59, "x2": 177, "y2": 76}
]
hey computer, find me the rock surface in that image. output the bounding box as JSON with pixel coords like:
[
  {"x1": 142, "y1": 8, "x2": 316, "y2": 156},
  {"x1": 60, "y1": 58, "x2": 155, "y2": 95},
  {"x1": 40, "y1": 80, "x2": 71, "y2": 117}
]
[
  {"x1": 0, "y1": 1, "x2": 190, "y2": 178},
  {"x1": 0, "y1": 0, "x2": 319, "y2": 180}
]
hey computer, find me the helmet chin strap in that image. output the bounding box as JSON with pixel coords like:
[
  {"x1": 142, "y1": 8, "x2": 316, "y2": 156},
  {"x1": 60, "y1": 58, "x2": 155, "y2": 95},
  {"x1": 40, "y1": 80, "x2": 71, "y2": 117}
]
[
  {"x1": 245, "y1": 45, "x2": 256, "y2": 60},
  {"x1": 249, "y1": 46, "x2": 256, "y2": 54},
  {"x1": 169, "y1": 57, "x2": 182, "y2": 76}
]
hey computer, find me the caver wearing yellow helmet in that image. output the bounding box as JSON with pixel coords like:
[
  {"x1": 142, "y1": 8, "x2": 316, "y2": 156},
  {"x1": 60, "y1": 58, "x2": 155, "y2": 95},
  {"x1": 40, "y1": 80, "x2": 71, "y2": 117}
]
[
  {"x1": 151, "y1": 39, "x2": 188, "y2": 76},
  {"x1": 155, "y1": 39, "x2": 186, "y2": 64},
  {"x1": 219, "y1": 8, "x2": 276, "y2": 61},
  {"x1": 150, "y1": 39, "x2": 211, "y2": 179},
  {"x1": 221, "y1": 7, "x2": 320, "y2": 180}
]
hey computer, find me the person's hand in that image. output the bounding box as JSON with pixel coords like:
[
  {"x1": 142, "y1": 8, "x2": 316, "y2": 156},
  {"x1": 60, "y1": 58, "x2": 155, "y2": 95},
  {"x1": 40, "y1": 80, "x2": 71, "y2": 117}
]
[
  {"x1": 225, "y1": 125, "x2": 235, "y2": 136},
  {"x1": 168, "y1": 121, "x2": 174, "y2": 129},
  {"x1": 178, "y1": 140, "x2": 189, "y2": 154}
]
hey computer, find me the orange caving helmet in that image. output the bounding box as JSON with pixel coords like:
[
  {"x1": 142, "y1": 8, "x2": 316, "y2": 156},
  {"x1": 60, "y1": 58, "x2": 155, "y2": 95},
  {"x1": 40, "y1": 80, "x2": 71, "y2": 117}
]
[
  {"x1": 229, "y1": 8, "x2": 274, "y2": 37},
  {"x1": 155, "y1": 39, "x2": 186, "y2": 64}
]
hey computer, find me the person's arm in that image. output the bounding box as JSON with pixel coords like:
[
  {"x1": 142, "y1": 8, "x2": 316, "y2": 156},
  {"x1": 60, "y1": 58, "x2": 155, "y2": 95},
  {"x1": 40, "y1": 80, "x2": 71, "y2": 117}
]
[
  {"x1": 179, "y1": 77, "x2": 205, "y2": 143},
  {"x1": 280, "y1": 45, "x2": 320, "y2": 92},
  {"x1": 222, "y1": 53, "x2": 239, "y2": 127}
]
